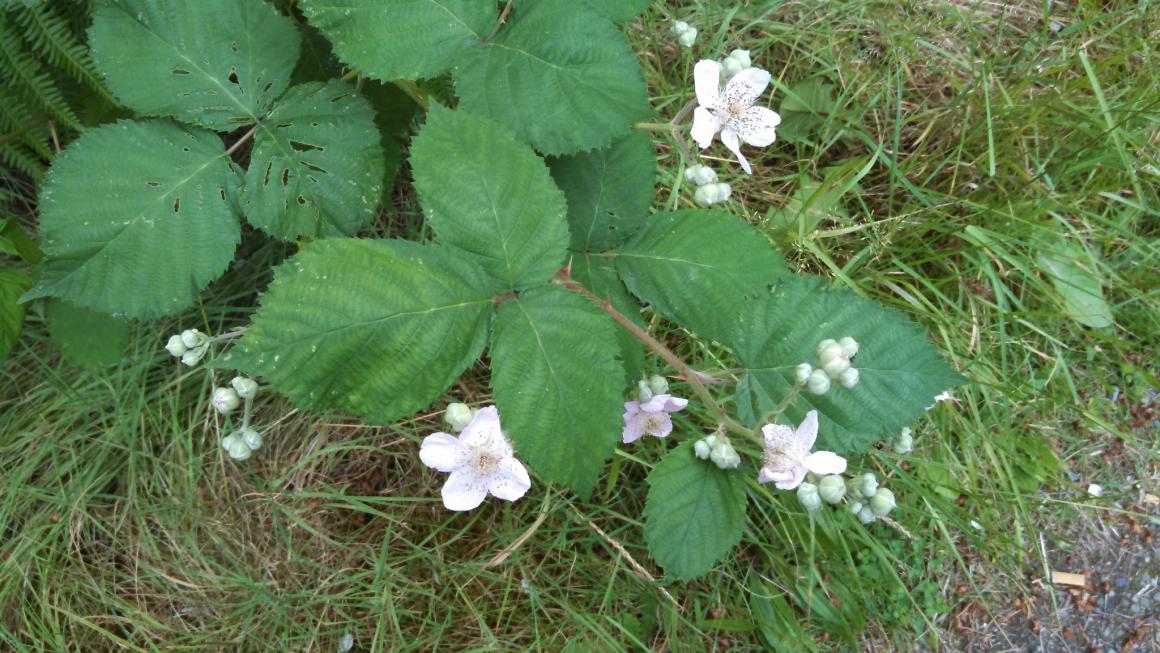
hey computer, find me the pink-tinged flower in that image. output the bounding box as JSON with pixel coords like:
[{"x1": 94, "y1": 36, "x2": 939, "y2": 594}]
[
  {"x1": 622, "y1": 394, "x2": 689, "y2": 444},
  {"x1": 419, "y1": 406, "x2": 530, "y2": 512},
  {"x1": 690, "y1": 59, "x2": 781, "y2": 175},
  {"x1": 757, "y1": 410, "x2": 847, "y2": 490}
]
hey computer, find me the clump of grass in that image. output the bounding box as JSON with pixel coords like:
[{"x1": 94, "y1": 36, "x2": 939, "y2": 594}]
[{"x1": 2, "y1": 0, "x2": 1157, "y2": 650}]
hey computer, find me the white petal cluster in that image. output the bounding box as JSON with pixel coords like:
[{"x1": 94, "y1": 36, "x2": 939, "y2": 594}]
[{"x1": 691, "y1": 60, "x2": 781, "y2": 174}]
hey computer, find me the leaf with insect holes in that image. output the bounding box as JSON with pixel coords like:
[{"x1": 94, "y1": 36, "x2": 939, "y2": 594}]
[
  {"x1": 644, "y1": 442, "x2": 748, "y2": 581},
  {"x1": 490, "y1": 284, "x2": 624, "y2": 498},
  {"x1": 410, "y1": 106, "x2": 569, "y2": 292},
  {"x1": 0, "y1": 265, "x2": 31, "y2": 362},
  {"x1": 220, "y1": 239, "x2": 494, "y2": 424},
  {"x1": 241, "y1": 81, "x2": 385, "y2": 240},
  {"x1": 24, "y1": 120, "x2": 241, "y2": 319},
  {"x1": 549, "y1": 131, "x2": 655, "y2": 252},
  {"x1": 298, "y1": 0, "x2": 495, "y2": 81},
  {"x1": 89, "y1": 0, "x2": 300, "y2": 131},
  {"x1": 733, "y1": 275, "x2": 964, "y2": 453},
  {"x1": 45, "y1": 300, "x2": 131, "y2": 369},
  {"x1": 616, "y1": 209, "x2": 788, "y2": 343},
  {"x1": 454, "y1": 0, "x2": 651, "y2": 155}
]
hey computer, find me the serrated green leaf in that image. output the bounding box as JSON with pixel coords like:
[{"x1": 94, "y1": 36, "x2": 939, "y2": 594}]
[
  {"x1": 1032, "y1": 227, "x2": 1114, "y2": 328},
  {"x1": 222, "y1": 239, "x2": 492, "y2": 423},
  {"x1": 615, "y1": 209, "x2": 788, "y2": 342},
  {"x1": 25, "y1": 120, "x2": 241, "y2": 319},
  {"x1": 643, "y1": 442, "x2": 747, "y2": 581},
  {"x1": 410, "y1": 106, "x2": 569, "y2": 291},
  {"x1": 490, "y1": 284, "x2": 623, "y2": 497},
  {"x1": 570, "y1": 253, "x2": 644, "y2": 383},
  {"x1": 241, "y1": 81, "x2": 385, "y2": 240},
  {"x1": 298, "y1": 0, "x2": 494, "y2": 81},
  {"x1": 549, "y1": 131, "x2": 654, "y2": 252},
  {"x1": 776, "y1": 78, "x2": 835, "y2": 144},
  {"x1": 733, "y1": 276, "x2": 964, "y2": 453},
  {"x1": 582, "y1": 0, "x2": 652, "y2": 22},
  {"x1": 454, "y1": 0, "x2": 651, "y2": 155},
  {"x1": 0, "y1": 265, "x2": 31, "y2": 362},
  {"x1": 89, "y1": 0, "x2": 300, "y2": 131},
  {"x1": 45, "y1": 299, "x2": 130, "y2": 369}
]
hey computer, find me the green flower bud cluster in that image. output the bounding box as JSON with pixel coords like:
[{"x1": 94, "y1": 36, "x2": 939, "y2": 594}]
[
  {"x1": 684, "y1": 165, "x2": 717, "y2": 187},
  {"x1": 720, "y1": 49, "x2": 752, "y2": 80},
  {"x1": 215, "y1": 376, "x2": 262, "y2": 462},
  {"x1": 636, "y1": 374, "x2": 670, "y2": 403},
  {"x1": 694, "y1": 181, "x2": 731, "y2": 206},
  {"x1": 846, "y1": 472, "x2": 896, "y2": 524},
  {"x1": 165, "y1": 329, "x2": 211, "y2": 366},
  {"x1": 693, "y1": 434, "x2": 740, "y2": 469},
  {"x1": 221, "y1": 427, "x2": 262, "y2": 461},
  {"x1": 800, "y1": 337, "x2": 861, "y2": 395},
  {"x1": 892, "y1": 427, "x2": 914, "y2": 454},
  {"x1": 671, "y1": 20, "x2": 697, "y2": 48}
]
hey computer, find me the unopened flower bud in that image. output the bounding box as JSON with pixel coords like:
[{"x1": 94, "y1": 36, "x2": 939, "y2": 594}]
[
  {"x1": 211, "y1": 387, "x2": 240, "y2": 414},
  {"x1": 838, "y1": 336, "x2": 859, "y2": 358},
  {"x1": 636, "y1": 379, "x2": 654, "y2": 402},
  {"x1": 710, "y1": 441, "x2": 740, "y2": 469},
  {"x1": 807, "y1": 369, "x2": 831, "y2": 395},
  {"x1": 815, "y1": 339, "x2": 838, "y2": 358},
  {"x1": 817, "y1": 343, "x2": 846, "y2": 366},
  {"x1": 837, "y1": 367, "x2": 860, "y2": 389},
  {"x1": 670, "y1": 20, "x2": 690, "y2": 36},
  {"x1": 684, "y1": 165, "x2": 717, "y2": 187},
  {"x1": 720, "y1": 49, "x2": 752, "y2": 80},
  {"x1": 694, "y1": 182, "x2": 730, "y2": 206},
  {"x1": 849, "y1": 500, "x2": 863, "y2": 514},
  {"x1": 703, "y1": 434, "x2": 718, "y2": 448},
  {"x1": 226, "y1": 438, "x2": 252, "y2": 461},
  {"x1": 893, "y1": 427, "x2": 914, "y2": 454},
  {"x1": 677, "y1": 26, "x2": 698, "y2": 48},
  {"x1": 857, "y1": 504, "x2": 877, "y2": 524},
  {"x1": 647, "y1": 374, "x2": 669, "y2": 397},
  {"x1": 239, "y1": 427, "x2": 262, "y2": 450},
  {"x1": 165, "y1": 335, "x2": 187, "y2": 357},
  {"x1": 221, "y1": 434, "x2": 240, "y2": 452},
  {"x1": 693, "y1": 439, "x2": 712, "y2": 460},
  {"x1": 181, "y1": 345, "x2": 209, "y2": 367},
  {"x1": 445, "y1": 402, "x2": 474, "y2": 432},
  {"x1": 852, "y1": 472, "x2": 878, "y2": 498},
  {"x1": 231, "y1": 376, "x2": 258, "y2": 399},
  {"x1": 818, "y1": 475, "x2": 846, "y2": 504},
  {"x1": 794, "y1": 363, "x2": 813, "y2": 384},
  {"x1": 180, "y1": 329, "x2": 207, "y2": 349},
  {"x1": 797, "y1": 482, "x2": 822, "y2": 512},
  {"x1": 822, "y1": 356, "x2": 851, "y2": 379},
  {"x1": 869, "y1": 488, "x2": 896, "y2": 516}
]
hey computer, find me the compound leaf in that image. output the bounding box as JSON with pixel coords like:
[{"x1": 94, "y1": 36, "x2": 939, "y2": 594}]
[
  {"x1": 221, "y1": 239, "x2": 493, "y2": 424},
  {"x1": 454, "y1": 0, "x2": 651, "y2": 155},
  {"x1": 25, "y1": 120, "x2": 241, "y2": 319},
  {"x1": 733, "y1": 276, "x2": 965, "y2": 453},
  {"x1": 410, "y1": 106, "x2": 569, "y2": 291},
  {"x1": 89, "y1": 0, "x2": 300, "y2": 131},
  {"x1": 616, "y1": 209, "x2": 788, "y2": 343},
  {"x1": 490, "y1": 284, "x2": 623, "y2": 498},
  {"x1": 644, "y1": 442, "x2": 747, "y2": 581},
  {"x1": 298, "y1": 0, "x2": 494, "y2": 81},
  {"x1": 242, "y1": 80, "x2": 386, "y2": 240},
  {"x1": 549, "y1": 131, "x2": 655, "y2": 252}
]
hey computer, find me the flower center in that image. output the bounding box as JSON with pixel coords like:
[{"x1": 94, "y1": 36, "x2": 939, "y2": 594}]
[
  {"x1": 763, "y1": 447, "x2": 801, "y2": 471},
  {"x1": 643, "y1": 413, "x2": 667, "y2": 433},
  {"x1": 729, "y1": 101, "x2": 745, "y2": 116},
  {"x1": 469, "y1": 448, "x2": 501, "y2": 476}
]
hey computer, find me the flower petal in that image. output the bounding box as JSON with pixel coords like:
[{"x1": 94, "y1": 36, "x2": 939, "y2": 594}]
[
  {"x1": 795, "y1": 410, "x2": 819, "y2": 450},
  {"x1": 723, "y1": 67, "x2": 771, "y2": 109},
  {"x1": 646, "y1": 411, "x2": 673, "y2": 438},
  {"x1": 690, "y1": 107, "x2": 721, "y2": 149},
  {"x1": 487, "y1": 457, "x2": 531, "y2": 501},
  {"x1": 623, "y1": 400, "x2": 642, "y2": 417},
  {"x1": 622, "y1": 412, "x2": 647, "y2": 444},
  {"x1": 441, "y1": 469, "x2": 489, "y2": 511},
  {"x1": 774, "y1": 466, "x2": 807, "y2": 490},
  {"x1": 761, "y1": 423, "x2": 794, "y2": 448},
  {"x1": 638, "y1": 395, "x2": 669, "y2": 412},
  {"x1": 460, "y1": 405, "x2": 507, "y2": 453},
  {"x1": 720, "y1": 128, "x2": 751, "y2": 174},
  {"x1": 419, "y1": 432, "x2": 467, "y2": 472},
  {"x1": 803, "y1": 451, "x2": 847, "y2": 476},
  {"x1": 734, "y1": 106, "x2": 780, "y2": 147},
  {"x1": 662, "y1": 396, "x2": 689, "y2": 413},
  {"x1": 693, "y1": 59, "x2": 723, "y2": 107}
]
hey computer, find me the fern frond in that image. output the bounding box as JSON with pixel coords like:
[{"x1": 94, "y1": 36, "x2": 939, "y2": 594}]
[
  {"x1": 9, "y1": 3, "x2": 114, "y2": 102},
  {"x1": 0, "y1": 87, "x2": 53, "y2": 160},
  {"x1": 0, "y1": 18, "x2": 82, "y2": 131},
  {"x1": 0, "y1": 142, "x2": 45, "y2": 180}
]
